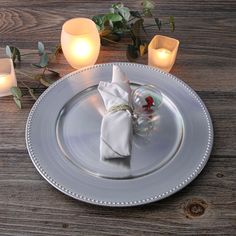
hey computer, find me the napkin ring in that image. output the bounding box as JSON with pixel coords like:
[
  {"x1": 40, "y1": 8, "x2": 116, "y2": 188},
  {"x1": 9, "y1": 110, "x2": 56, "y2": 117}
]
[{"x1": 108, "y1": 104, "x2": 133, "y2": 115}]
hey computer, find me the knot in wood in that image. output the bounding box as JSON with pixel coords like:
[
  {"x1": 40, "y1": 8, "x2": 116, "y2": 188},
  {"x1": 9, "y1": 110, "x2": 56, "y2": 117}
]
[
  {"x1": 189, "y1": 203, "x2": 205, "y2": 216},
  {"x1": 184, "y1": 198, "x2": 208, "y2": 218},
  {"x1": 216, "y1": 173, "x2": 224, "y2": 178},
  {"x1": 62, "y1": 223, "x2": 69, "y2": 228}
]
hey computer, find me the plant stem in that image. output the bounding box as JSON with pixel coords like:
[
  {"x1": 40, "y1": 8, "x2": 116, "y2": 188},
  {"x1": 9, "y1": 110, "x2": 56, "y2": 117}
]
[
  {"x1": 15, "y1": 69, "x2": 34, "y2": 79},
  {"x1": 127, "y1": 17, "x2": 137, "y2": 22},
  {"x1": 127, "y1": 12, "x2": 145, "y2": 23},
  {"x1": 42, "y1": 67, "x2": 47, "y2": 78},
  {"x1": 143, "y1": 24, "x2": 158, "y2": 28},
  {"x1": 21, "y1": 51, "x2": 53, "y2": 56},
  {"x1": 101, "y1": 37, "x2": 123, "y2": 44},
  {"x1": 21, "y1": 52, "x2": 39, "y2": 56},
  {"x1": 19, "y1": 81, "x2": 30, "y2": 90},
  {"x1": 15, "y1": 69, "x2": 34, "y2": 92}
]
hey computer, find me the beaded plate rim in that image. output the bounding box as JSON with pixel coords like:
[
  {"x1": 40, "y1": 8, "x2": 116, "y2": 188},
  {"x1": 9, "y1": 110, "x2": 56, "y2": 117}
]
[{"x1": 25, "y1": 62, "x2": 214, "y2": 207}]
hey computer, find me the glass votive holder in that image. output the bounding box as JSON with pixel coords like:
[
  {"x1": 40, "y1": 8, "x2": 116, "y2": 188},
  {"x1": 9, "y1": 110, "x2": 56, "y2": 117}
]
[
  {"x1": 148, "y1": 35, "x2": 179, "y2": 72},
  {"x1": 132, "y1": 85, "x2": 163, "y2": 136},
  {"x1": 61, "y1": 18, "x2": 100, "y2": 69},
  {"x1": 0, "y1": 58, "x2": 17, "y2": 97}
]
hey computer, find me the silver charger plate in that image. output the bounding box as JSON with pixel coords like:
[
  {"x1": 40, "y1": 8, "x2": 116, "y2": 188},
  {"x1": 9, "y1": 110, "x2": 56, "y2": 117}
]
[{"x1": 26, "y1": 63, "x2": 213, "y2": 207}]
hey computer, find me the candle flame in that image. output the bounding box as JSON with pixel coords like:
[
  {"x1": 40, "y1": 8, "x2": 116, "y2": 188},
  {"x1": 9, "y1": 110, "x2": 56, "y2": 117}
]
[
  {"x1": 157, "y1": 48, "x2": 171, "y2": 59},
  {"x1": 73, "y1": 39, "x2": 91, "y2": 58},
  {"x1": 0, "y1": 74, "x2": 7, "y2": 85}
]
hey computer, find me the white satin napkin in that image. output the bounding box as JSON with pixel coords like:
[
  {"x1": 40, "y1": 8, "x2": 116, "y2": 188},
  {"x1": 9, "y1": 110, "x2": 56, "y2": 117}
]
[{"x1": 98, "y1": 65, "x2": 133, "y2": 160}]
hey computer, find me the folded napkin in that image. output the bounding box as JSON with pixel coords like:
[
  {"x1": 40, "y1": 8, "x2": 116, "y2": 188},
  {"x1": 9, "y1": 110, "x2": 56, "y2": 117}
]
[{"x1": 98, "y1": 65, "x2": 133, "y2": 160}]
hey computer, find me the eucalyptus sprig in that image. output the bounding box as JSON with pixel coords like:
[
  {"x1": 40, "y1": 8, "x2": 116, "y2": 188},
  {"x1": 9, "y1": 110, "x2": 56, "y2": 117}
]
[
  {"x1": 6, "y1": 42, "x2": 62, "y2": 108},
  {"x1": 92, "y1": 0, "x2": 175, "y2": 60}
]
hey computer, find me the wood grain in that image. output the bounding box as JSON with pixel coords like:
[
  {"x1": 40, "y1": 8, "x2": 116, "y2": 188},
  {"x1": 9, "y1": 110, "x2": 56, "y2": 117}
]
[{"x1": 0, "y1": 0, "x2": 235, "y2": 235}]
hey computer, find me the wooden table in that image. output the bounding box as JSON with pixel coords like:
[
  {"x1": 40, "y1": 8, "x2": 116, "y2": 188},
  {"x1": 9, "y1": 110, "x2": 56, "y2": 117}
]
[{"x1": 0, "y1": 0, "x2": 235, "y2": 235}]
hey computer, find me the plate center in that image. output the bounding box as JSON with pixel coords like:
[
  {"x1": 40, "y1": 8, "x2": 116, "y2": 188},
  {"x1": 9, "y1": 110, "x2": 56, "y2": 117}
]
[{"x1": 56, "y1": 84, "x2": 184, "y2": 179}]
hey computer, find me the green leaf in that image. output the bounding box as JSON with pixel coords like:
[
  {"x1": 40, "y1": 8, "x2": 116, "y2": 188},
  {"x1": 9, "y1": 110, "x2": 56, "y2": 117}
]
[
  {"x1": 38, "y1": 41, "x2": 45, "y2": 54},
  {"x1": 135, "y1": 37, "x2": 142, "y2": 49},
  {"x1": 33, "y1": 74, "x2": 43, "y2": 81},
  {"x1": 13, "y1": 97, "x2": 22, "y2": 109},
  {"x1": 92, "y1": 14, "x2": 105, "y2": 29},
  {"x1": 105, "y1": 13, "x2": 122, "y2": 22},
  {"x1": 40, "y1": 77, "x2": 51, "y2": 87},
  {"x1": 6, "y1": 46, "x2": 21, "y2": 62},
  {"x1": 118, "y1": 7, "x2": 130, "y2": 21},
  {"x1": 11, "y1": 47, "x2": 17, "y2": 62},
  {"x1": 130, "y1": 11, "x2": 142, "y2": 18},
  {"x1": 28, "y1": 88, "x2": 37, "y2": 101},
  {"x1": 112, "y1": 22, "x2": 129, "y2": 34},
  {"x1": 108, "y1": 20, "x2": 114, "y2": 29},
  {"x1": 6, "y1": 45, "x2": 12, "y2": 58},
  {"x1": 154, "y1": 18, "x2": 162, "y2": 30},
  {"x1": 110, "y1": 3, "x2": 130, "y2": 22},
  {"x1": 169, "y1": 16, "x2": 175, "y2": 32},
  {"x1": 47, "y1": 68, "x2": 60, "y2": 76},
  {"x1": 111, "y1": 3, "x2": 124, "y2": 9},
  {"x1": 39, "y1": 52, "x2": 49, "y2": 68},
  {"x1": 142, "y1": 0, "x2": 155, "y2": 10},
  {"x1": 139, "y1": 43, "x2": 148, "y2": 56},
  {"x1": 32, "y1": 63, "x2": 43, "y2": 68},
  {"x1": 143, "y1": 8, "x2": 152, "y2": 16},
  {"x1": 131, "y1": 19, "x2": 144, "y2": 38},
  {"x1": 99, "y1": 28, "x2": 112, "y2": 37},
  {"x1": 109, "y1": 7, "x2": 115, "y2": 13},
  {"x1": 10, "y1": 86, "x2": 22, "y2": 99},
  {"x1": 127, "y1": 44, "x2": 139, "y2": 60},
  {"x1": 15, "y1": 47, "x2": 21, "y2": 61},
  {"x1": 95, "y1": 24, "x2": 101, "y2": 31},
  {"x1": 53, "y1": 44, "x2": 62, "y2": 55},
  {"x1": 32, "y1": 52, "x2": 49, "y2": 68},
  {"x1": 142, "y1": 1, "x2": 154, "y2": 17}
]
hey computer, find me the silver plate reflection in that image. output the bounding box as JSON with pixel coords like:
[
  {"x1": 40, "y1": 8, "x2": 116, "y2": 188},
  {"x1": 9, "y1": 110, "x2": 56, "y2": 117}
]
[{"x1": 56, "y1": 84, "x2": 184, "y2": 179}]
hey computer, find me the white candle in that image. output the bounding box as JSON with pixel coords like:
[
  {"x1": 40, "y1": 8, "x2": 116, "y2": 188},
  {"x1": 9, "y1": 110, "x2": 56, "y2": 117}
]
[
  {"x1": 0, "y1": 74, "x2": 12, "y2": 90},
  {"x1": 148, "y1": 35, "x2": 179, "y2": 72},
  {"x1": 61, "y1": 18, "x2": 100, "y2": 69},
  {"x1": 69, "y1": 36, "x2": 93, "y2": 62},
  {"x1": 0, "y1": 59, "x2": 17, "y2": 97}
]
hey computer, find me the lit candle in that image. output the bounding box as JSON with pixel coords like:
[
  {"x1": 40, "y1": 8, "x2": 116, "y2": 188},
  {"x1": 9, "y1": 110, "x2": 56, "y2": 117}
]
[
  {"x1": 154, "y1": 48, "x2": 172, "y2": 68},
  {"x1": 148, "y1": 35, "x2": 179, "y2": 72},
  {"x1": 0, "y1": 58, "x2": 17, "y2": 97},
  {"x1": 61, "y1": 18, "x2": 100, "y2": 69}
]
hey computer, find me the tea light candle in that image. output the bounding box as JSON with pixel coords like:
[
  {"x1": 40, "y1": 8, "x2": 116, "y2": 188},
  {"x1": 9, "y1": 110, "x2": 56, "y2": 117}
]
[
  {"x1": 61, "y1": 18, "x2": 100, "y2": 69},
  {"x1": 0, "y1": 58, "x2": 17, "y2": 97},
  {"x1": 148, "y1": 35, "x2": 179, "y2": 72},
  {"x1": 154, "y1": 48, "x2": 172, "y2": 68}
]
